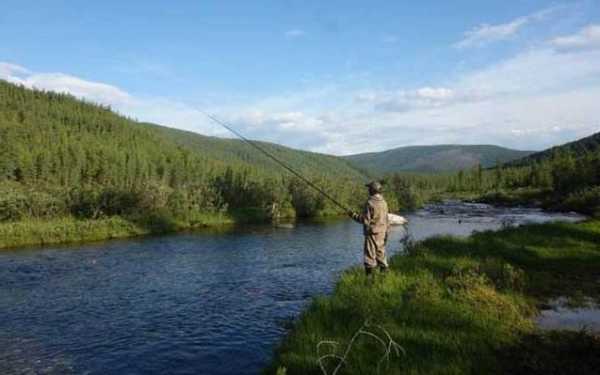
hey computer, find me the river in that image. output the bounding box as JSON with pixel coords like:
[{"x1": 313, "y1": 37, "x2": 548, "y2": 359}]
[{"x1": 0, "y1": 202, "x2": 584, "y2": 374}]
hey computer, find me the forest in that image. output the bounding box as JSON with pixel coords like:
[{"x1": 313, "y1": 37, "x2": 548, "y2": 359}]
[
  {"x1": 1, "y1": 79, "x2": 598, "y2": 248},
  {"x1": 0, "y1": 80, "x2": 370, "y2": 238},
  {"x1": 383, "y1": 141, "x2": 600, "y2": 216}
]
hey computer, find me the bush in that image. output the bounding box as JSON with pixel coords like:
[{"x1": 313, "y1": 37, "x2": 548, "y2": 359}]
[
  {"x1": 481, "y1": 259, "x2": 526, "y2": 291},
  {"x1": 0, "y1": 183, "x2": 67, "y2": 221},
  {"x1": 0, "y1": 183, "x2": 28, "y2": 221},
  {"x1": 288, "y1": 179, "x2": 325, "y2": 217},
  {"x1": 561, "y1": 186, "x2": 600, "y2": 216}
]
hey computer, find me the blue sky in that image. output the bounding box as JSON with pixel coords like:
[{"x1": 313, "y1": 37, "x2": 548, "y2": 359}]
[{"x1": 1, "y1": 0, "x2": 600, "y2": 154}]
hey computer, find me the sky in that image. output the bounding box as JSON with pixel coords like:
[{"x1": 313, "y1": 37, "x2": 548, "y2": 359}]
[{"x1": 1, "y1": 0, "x2": 600, "y2": 155}]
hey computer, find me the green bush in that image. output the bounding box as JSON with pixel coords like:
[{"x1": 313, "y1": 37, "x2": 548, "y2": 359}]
[
  {"x1": 481, "y1": 259, "x2": 526, "y2": 291},
  {"x1": 0, "y1": 183, "x2": 28, "y2": 221},
  {"x1": 561, "y1": 186, "x2": 600, "y2": 216}
]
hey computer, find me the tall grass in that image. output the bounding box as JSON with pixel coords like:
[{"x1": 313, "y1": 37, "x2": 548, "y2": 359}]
[
  {"x1": 267, "y1": 219, "x2": 600, "y2": 374},
  {"x1": 0, "y1": 212, "x2": 236, "y2": 249}
]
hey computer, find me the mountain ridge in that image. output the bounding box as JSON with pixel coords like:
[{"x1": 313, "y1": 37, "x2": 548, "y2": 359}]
[
  {"x1": 344, "y1": 144, "x2": 533, "y2": 175},
  {"x1": 506, "y1": 131, "x2": 600, "y2": 167}
]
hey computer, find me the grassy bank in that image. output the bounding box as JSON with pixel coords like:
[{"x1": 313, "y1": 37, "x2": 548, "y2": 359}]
[
  {"x1": 0, "y1": 212, "x2": 236, "y2": 249},
  {"x1": 473, "y1": 187, "x2": 600, "y2": 218},
  {"x1": 0, "y1": 207, "x2": 339, "y2": 250},
  {"x1": 268, "y1": 220, "x2": 600, "y2": 374}
]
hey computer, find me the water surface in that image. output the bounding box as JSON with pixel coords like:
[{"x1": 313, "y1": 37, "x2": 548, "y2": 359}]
[
  {"x1": 0, "y1": 202, "x2": 584, "y2": 374},
  {"x1": 537, "y1": 297, "x2": 600, "y2": 333}
]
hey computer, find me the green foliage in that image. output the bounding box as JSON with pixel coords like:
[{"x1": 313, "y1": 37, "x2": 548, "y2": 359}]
[
  {"x1": 345, "y1": 144, "x2": 533, "y2": 174},
  {"x1": 561, "y1": 186, "x2": 600, "y2": 216},
  {"x1": 508, "y1": 130, "x2": 600, "y2": 167},
  {"x1": 268, "y1": 219, "x2": 600, "y2": 374},
  {"x1": 0, "y1": 80, "x2": 369, "y2": 239},
  {"x1": 385, "y1": 174, "x2": 422, "y2": 211},
  {"x1": 288, "y1": 177, "x2": 326, "y2": 217},
  {"x1": 380, "y1": 144, "x2": 600, "y2": 215}
]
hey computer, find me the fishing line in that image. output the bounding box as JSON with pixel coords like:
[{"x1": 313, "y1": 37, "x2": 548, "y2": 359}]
[{"x1": 200, "y1": 110, "x2": 352, "y2": 213}]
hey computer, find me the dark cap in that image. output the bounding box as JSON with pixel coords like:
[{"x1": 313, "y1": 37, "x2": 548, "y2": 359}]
[{"x1": 365, "y1": 181, "x2": 382, "y2": 193}]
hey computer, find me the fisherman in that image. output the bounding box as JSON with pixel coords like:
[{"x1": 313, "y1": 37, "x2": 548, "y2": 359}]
[{"x1": 349, "y1": 181, "x2": 390, "y2": 277}]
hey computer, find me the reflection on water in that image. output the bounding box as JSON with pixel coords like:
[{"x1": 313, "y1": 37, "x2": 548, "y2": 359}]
[
  {"x1": 537, "y1": 297, "x2": 600, "y2": 333},
  {"x1": 0, "y1": 202, "x2": 585, "y2": 375}
]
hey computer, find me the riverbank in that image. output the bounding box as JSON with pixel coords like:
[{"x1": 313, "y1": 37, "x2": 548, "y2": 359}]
[
  {"x1": 469, "y1": 187, "x2": 600, "y2": 217},
  {"x1": 267, "y1": 219, "x2": 600, "y2": 374},
  {"x1": 0, "y1": 207, "x2": 341, "y2": 250},
  {"x1": 0, "y1": 212, "x2": 237, "y2": 249}
]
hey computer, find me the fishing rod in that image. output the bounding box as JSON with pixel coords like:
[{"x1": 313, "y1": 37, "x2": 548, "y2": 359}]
[{"x1": 200, "y1": 110, "x2": 352, "y2": 213}]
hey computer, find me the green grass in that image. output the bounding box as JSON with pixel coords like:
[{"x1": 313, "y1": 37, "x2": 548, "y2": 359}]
[
  {"x1": 267, "y1": 220, "x2": 600, "y2": 374},
  {"x1": 0, "y1": 205, "x2": 349, "y2": 250},
  {"x1": 0, "y1": 212, "x2": 236, "y2": 249}
]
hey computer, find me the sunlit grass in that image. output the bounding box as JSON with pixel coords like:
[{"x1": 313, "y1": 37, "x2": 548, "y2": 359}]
[
  {"x1": 267, "y1": 219, "x2": 600, "y2": 374},
  {"x1": 0, "y1": 212, "x2": 236, "y2": 249}
]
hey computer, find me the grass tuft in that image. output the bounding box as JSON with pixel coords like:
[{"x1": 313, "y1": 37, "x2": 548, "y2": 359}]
[{"x1": 267, "y1": 219, "x2": 600, "y2": 374}]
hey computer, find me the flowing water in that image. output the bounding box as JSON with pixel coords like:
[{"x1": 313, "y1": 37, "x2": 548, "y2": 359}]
[{"x1": 0, "y1": 202, "x2": 584, "y2": 374}]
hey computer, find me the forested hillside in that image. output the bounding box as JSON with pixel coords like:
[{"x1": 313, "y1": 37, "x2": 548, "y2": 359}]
[
  {"x1": 344, "y1": 144, "x2": 532, "y2": 175},
  {"x1": 507, "y1": 131, "x2": 600, "y2": 167},
  {"x1": 0, "y1": 80, "x2": 368, "y2": 246},
  {"x1": 143, "y1": 123, "x2": 363, "y2": 180},
  {"x1": 381, "y1": 136, "x2": 600, "y2": 216}
]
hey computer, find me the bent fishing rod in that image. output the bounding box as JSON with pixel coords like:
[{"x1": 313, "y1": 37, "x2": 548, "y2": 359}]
[{"x1": 200, "y1": 111, "x2": 352, "y2": 213}]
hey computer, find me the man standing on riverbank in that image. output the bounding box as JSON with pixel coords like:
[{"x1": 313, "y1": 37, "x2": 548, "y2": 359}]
[{"x1": 349, "y1": 181, "x2": 390, "y2": 276}]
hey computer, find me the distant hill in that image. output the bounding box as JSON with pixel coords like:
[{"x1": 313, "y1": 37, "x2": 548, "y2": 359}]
[
  {"x1": 507, "y1": 131, "x2": 600, "y2": 167},
  {"x1": 142, "y1": 123, "x2": 364, "y2": 181},
  {"x1": 344, "y1": 145, "x2": 533, "y2": 175},
  {"x1": 0, "y1": 79, "x2": 365, "y2": 188}
]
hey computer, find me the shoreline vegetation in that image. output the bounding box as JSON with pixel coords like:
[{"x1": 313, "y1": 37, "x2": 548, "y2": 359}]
[
  {"x1": 0, "y1": 208, "x2": 354, "y2": 250},
  {"x1": 0, "y1": 213, "x2": 237, "y2": 250},
  {"x1": 1, "y1": 81, "x2": 598, "y2": 249},
  {"x1": 267, "y1": 219, "x2": 600, "y2": 375},
  {"x1": 0, "y1": 189, "x2": 593, "y2": 250}
]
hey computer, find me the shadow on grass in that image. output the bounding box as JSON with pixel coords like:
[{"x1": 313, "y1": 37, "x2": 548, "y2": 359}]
[
  {"x1": 128, "y1": 211, "x2": 179, "y2": 234},
  {"x1": 417, "y1": 220, "x2": 600, "y2": 374},
  {"x1": 267, "y1": 219, "x2": 600, "y2": 374},
  {"x1": 421, "y1": 222, "x2": 600, "y2": 301},
  {"x1": 497, "y1": 330, "x2": 600, "y2": 375}
]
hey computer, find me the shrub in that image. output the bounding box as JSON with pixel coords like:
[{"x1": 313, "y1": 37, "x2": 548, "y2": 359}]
[
  {"x1": 0, "y1": 183, "x2": 28, "y2": 221},
  {"x1": 561, "y1": 186, "x2": 600, "y2": 216},
  {"x1": 481, "y1": 259, "x2": 526, "y2": 291}
]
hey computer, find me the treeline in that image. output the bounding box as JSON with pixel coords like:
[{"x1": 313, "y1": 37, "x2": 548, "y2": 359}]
[
  {"x1": 384, "y1": 148, "x2": 600, "y2": 216},
  {"x1": 0, "y1": 80, "x2": 366, "y2": 231}
]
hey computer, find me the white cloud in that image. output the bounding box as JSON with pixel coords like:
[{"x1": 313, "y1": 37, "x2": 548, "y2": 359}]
[
  {"x1": 454, "y1": 5, "x2": 559, "y2": 48},
  {"x1": 356, "y1": 87, "x2": 458, "y2": 112},
  {"x1": 455, "y1": 17, "x2": 528, "y2": 49},
  {"x1": 0, "y1": 62, "x2": 30, "y2": 77},
  {"x1": 2, "y1": 37, "x2": 600, "y2": 156},
  {"x1": 284, "y1": 29, "x2": 306, "y2": 38},
  {"x1": 549, "y1": 24, "x2": 600, "y2": 51},
  {"x1": 0, "y1": 64, "x2": 132, "y2": 106},
  {"x1": 456, "y1": 48, "x2": 600, "y2": 95}
]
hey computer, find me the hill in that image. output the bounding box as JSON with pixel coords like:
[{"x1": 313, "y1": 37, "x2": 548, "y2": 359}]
[
  {"x1": 344, "y1": 145, "x2": 533, "y2": 175},
  {"x1": 142, "y1": 123, "x2": 364, "y2": 181},
  {"x1": 0, "y1": 79, "x2": 364, "y2": 185},
  {"x1": 0, "y1": 80, "x2": 369, "y2": 248},
  {"x1": 507, "y1": 131, "x2": 600, "y2": 167}
]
